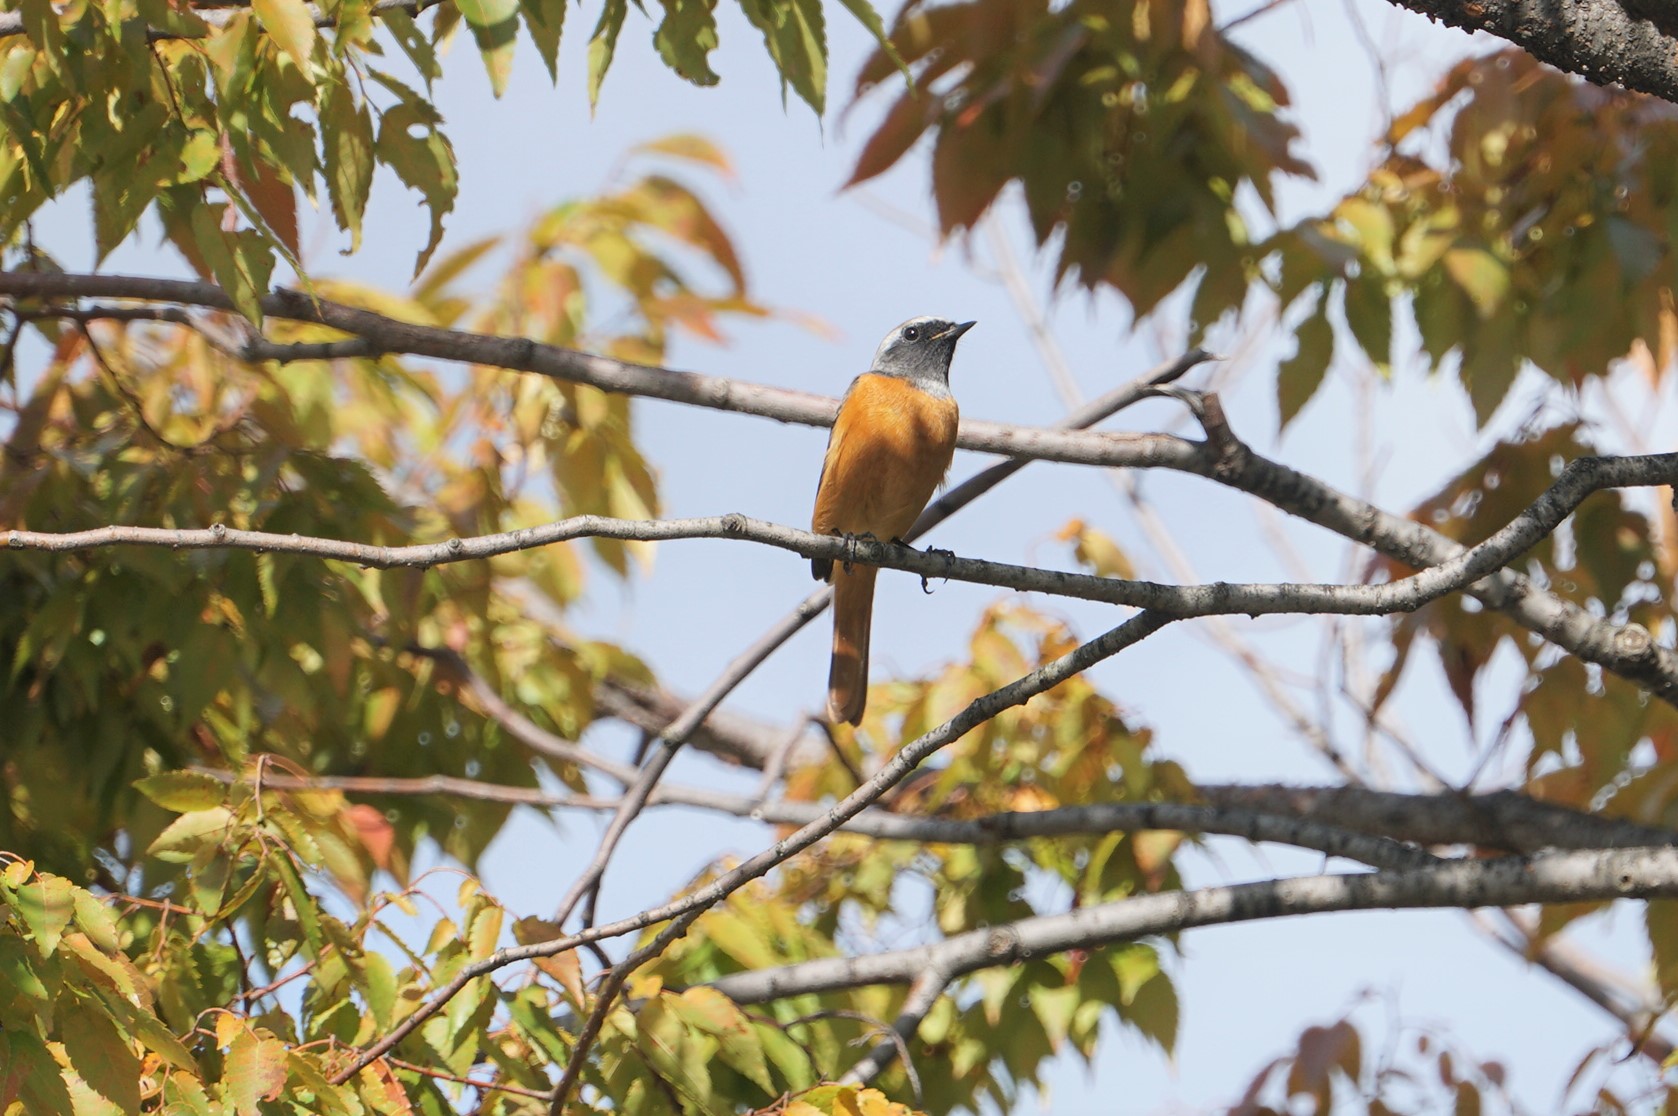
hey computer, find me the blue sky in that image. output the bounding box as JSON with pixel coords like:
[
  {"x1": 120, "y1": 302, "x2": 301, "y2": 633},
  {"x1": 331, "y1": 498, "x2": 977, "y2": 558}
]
[{"x1": 35, "y1": 0, "x2": 1674, "y2": 1110}]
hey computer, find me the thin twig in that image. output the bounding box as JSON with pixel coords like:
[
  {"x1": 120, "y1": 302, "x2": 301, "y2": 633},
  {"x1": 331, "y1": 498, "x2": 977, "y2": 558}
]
[{"x1": 328, "y1": 610, "x2": 1174, "y2": 1088}]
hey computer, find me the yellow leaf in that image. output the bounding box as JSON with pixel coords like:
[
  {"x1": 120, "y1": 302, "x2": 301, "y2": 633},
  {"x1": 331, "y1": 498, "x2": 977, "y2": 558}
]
[{"x1": 251, "y1": 0, "x2": 316, "y2": 76}]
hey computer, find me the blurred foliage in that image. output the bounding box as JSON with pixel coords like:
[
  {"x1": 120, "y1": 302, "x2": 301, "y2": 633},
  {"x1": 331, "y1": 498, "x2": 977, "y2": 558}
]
[
  {"x1": 848, "y1": 0, "x2": 1311, "y2": 320},
  {"x1": 0, "y1": 144, "x2": 749, "y2": 891},
  {"x1": 1273, "y1": 51, "x2": 1678, "y2": 427},
  {"x1": 1230, "y1": 1013, "x2": 1520, "y2": 1116},
  {"x1": 6, "y1": 0, "x2": 1678, "y2": 1109},
  {"x1": 654, "y1": 605, "x2": 1184, "y2": 1114}
]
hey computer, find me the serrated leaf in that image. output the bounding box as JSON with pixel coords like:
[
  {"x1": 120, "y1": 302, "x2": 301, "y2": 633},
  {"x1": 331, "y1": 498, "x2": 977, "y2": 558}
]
[
  {"x1": 739, "y1": 0, "x2": 826, "y2": 114},
  {"x1": 586, "y1": 0, "x2": 627, "y2": 108},
  {"x1": 373, "y1": 96, "x2": 457, "y2": 277},
  {"x1": 320, "y1": 80, "x2": 374, "y2": 251},
  {"x1": 834, "y1": 0, "x2": 904, "y2": 83},
  {"x1": 60, "y1": 933, "x2": 140, "y2": 1002},
  {"x1": 60, "y1": 997, "x2": 141, "y2": 1113},
  {"x1": 674, "y1": 987, "x2": 773, "y2": 1095},
  {"x1": 70, "y1": 893, "x2": 119, "y2": 954},
  {"x1": 518, "y1": 0, "x2": 565, "y2": 79},
  {"x1": 1277, "y1": 302, "x2": 1333, "y2": 429},
  {"x1": 225, "y1": 1029, "x2": 287, "y2": 1116},
  {"x1": 13, "y1": 874, "x2": 74, "y2": 955},
  {"x1": 135, "y1": 770, "x2": 227, "y2": 812},
  {"x1": 457, "y1": 0, "x2": 519, "y2": 96},
  {"x1": 10, "y1": 1030, "x2": 71, "y2": 1115},
  {"x1": 654, "y1": 0, "x2": 720, "y2": 85},
  {"x1": 1343, "y1": 274, "x2": 1391, "y2": 373},
  {"x1": 252, "y1": 0, "x2": 318, "y2": 77},
  {"x1": 146, "y1": 806, "x2": 235, "y2": 862}
]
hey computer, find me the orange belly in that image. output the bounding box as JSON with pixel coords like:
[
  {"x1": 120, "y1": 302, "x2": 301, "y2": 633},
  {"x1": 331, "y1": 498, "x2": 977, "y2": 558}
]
[
  {"x1": 811, "y1": 373, "x2": 961, "y2": 544},
  {"x1": 810, "y1": 372, "x2": 960, "y2": 724}
]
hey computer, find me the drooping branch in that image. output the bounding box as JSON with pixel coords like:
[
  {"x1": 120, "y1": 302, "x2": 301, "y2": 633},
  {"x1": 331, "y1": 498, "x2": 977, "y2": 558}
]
[
  {"x1": 701, "y1": 846, "x2": 1678, "y2": 1006},
  {"x1": 1382, "y1": 0, "x2": 1678, "y2": 106}
]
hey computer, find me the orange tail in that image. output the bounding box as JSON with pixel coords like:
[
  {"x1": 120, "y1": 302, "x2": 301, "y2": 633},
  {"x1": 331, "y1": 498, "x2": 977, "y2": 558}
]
[{"x1": 827, "y1": 564, "x2": 877, "y2": 725}]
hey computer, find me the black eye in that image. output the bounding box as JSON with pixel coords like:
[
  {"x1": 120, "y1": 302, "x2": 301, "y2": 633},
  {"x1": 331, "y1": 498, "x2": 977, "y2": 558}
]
[{"x1": 903, "y1": 326, "x2": 920, "y2": 341}]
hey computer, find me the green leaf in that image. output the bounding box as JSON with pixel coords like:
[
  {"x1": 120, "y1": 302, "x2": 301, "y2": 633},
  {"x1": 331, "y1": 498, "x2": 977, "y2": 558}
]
[
  {"x1": 70, "y1": 892, "x2": 120, "y2": 953},
  {"x1": 586, "y1": 0, "x2": 627, "y2": 108},
  {"x1": 135, "y1": 770, "x2": 228, "y2": 812},
  {"x1": 654, "y1": 0, "x2": 720, "y2": 85},
  {"x1": 371, "y1": 81, "x2": 458, "y2": 277},
  {"x1": 1277, "y1": 300, "x2": 1333, "y2": 430},
  {"x1": 320, "y1": 79, "x2": 374, "y2": 251},
  {"x1": 1443, "y1": 246, "x2": 1509, "y2": 319},
  {"x1": 13, "y1": 874, "x2": 74, "y2": 956},
  {"x1": 9, "y1": 1030, "x2": 72, "y2": 1115},
  {"x1": 60, "y1": 997, "x2": 141, "y2": 1113},
  {"x1": 833, "y1": 0, "x2": 904, "y2": 83},
  {"x1": 225, "y1": 1029, "x2": 287, "y2": 1116},
  {"x1": 1343, "y1": 274, "x2": 1392, "y2": 373},
  {"x1": 738, "y1": 0, "x2": 826, "y2": 114},
  {"x1": 672, "y1": 988, "x2": 773, "y2": 1096},
  {"x1": 252, "y1": 0, "x2": 318, "y2": 77},
  {"x1": 0, "y1": 937, "x2": 49, "y2": 1001},
  {"x1": 518, "y1": 0, "x2": 566, "y2": 80},
  {"x1": 457, "y1": 0, "x2": 519, "y2": 96},
  {"x1": 146, "y1": 806, "x2": 236, "y2": 862},
  {"x1": 269, "y1": 846, "x2": 325, "y2": 960}
]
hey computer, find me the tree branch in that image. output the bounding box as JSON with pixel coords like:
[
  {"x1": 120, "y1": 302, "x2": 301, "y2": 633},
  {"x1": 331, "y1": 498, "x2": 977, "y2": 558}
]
[
  {"x1": 195, "y1": 767, "x2": 1447, "y2": 869},
  {"x1": 330, "y1": 610, "x2": 1175, "y2": 1087},
  {"x1": 1383, "y1": 0, "x2": 1678, "y2": 105},
  {"x1": 8, "y1": 271, "x2": 1671, "y2": 708},
  {"x1": 14, "y1": 446, "x2": 1678, "y2": 625},
  {"x1": 702, "y1": 847, "x2": 1678, "y2": 1006},
  {"x1": 1201, "y1": 784, "x2": 1678, "y2": 853}
]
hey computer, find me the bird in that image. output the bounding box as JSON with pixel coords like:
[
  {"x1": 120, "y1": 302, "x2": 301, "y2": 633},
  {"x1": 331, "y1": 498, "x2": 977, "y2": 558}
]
[{"x1": 810, "y1": 315, "x2": 975, "y2": 725}]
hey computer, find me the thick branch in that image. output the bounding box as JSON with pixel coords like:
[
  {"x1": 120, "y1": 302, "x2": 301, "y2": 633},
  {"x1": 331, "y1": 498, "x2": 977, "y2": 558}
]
[
  {"x1": 1202, "y1": 784, "x2": 1678, "y2": 852},
  {"x1": 196, "y1": 768, "x2": 1443, "y2": 869},
  {"x1": 1384, "y1": 0, "x2": 1678, "y2": 105},
  {"x1": 702, "y1": 847, "x2": 1678, "y2": 1005},
  {"x1": 0, "y1": 273, "x2": 1182, "y2": 469}
]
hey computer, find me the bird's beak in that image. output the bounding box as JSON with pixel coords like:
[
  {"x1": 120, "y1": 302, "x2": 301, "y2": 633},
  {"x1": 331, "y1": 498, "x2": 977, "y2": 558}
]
[{"x1": 939, "y1": 321, "x2": 977, "y2": 342}]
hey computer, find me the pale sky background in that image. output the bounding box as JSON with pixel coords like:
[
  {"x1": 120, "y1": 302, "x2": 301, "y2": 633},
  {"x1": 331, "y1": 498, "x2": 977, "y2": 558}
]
[{"x1": 35, "y1": 0, "x2": 1678, "y2": 1111}]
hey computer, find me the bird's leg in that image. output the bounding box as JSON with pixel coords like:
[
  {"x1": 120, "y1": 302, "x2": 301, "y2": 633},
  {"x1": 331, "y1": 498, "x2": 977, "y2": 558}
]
[
  {"x1": 841, "y1": 531, "x2": 881, "y2": 574},
  {"x1": 898, "y1": 539, "x2": 957, "y2": 594}
]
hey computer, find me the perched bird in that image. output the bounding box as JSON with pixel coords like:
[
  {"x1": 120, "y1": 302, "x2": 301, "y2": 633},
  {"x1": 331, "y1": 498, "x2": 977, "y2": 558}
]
[{"x1": 810, "y1": 316, "x2": 975, "y2": 725}]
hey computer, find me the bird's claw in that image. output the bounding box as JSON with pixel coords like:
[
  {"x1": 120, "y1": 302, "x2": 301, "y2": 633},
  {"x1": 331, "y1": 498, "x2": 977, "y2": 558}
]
[
  {"x1": 918, "y1": 546, "x2": 956, "y2": 594},
  {"x1": 841, "y1": 531, "x2": 880, "y2": 574}
]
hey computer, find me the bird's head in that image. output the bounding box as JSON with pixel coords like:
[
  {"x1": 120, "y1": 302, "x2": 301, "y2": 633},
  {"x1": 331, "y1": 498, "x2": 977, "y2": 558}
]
[{"x1": 871, "y1": 316, "x2": 976, "y2": 388}]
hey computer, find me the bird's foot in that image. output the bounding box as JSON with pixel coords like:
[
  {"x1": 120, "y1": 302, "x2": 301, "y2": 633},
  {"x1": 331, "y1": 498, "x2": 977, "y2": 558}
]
[
  {"x1": 841, "y1": 531, "x2": 881, "y2": 574},
  {"x1": 917, "y1": 545, "x2": 957, "y2": 594}
]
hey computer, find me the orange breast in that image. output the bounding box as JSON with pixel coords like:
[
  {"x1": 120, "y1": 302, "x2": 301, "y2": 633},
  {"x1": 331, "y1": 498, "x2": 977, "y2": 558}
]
[{"x1": 812, "y1": 373, "x2": 961, "y2": 544}]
